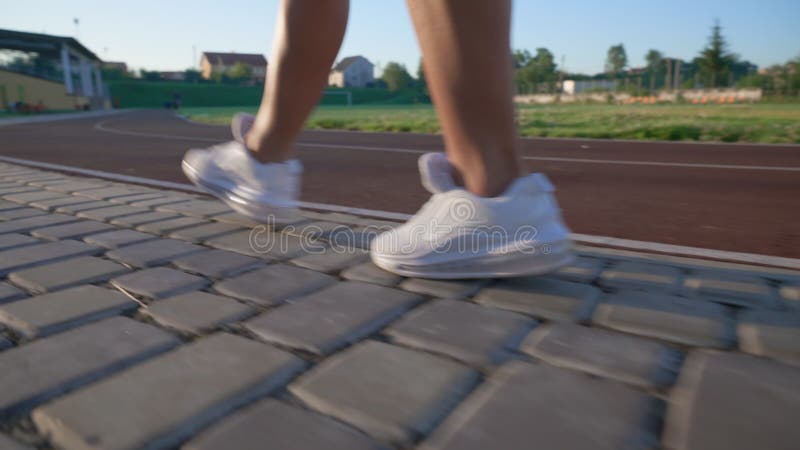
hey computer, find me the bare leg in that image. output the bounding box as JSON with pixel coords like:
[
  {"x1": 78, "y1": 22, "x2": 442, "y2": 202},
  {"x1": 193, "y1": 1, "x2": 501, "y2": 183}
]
[
  {"x1": 406, "y1": 0, "x2": 522, "y2": 197},
  {"x1": 246, "y1": 0, "x2": 349, "y2": 163}
]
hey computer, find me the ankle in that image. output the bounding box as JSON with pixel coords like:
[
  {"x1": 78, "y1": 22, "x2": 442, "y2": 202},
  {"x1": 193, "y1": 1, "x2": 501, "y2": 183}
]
[
  {"x1": 244, "y1": 130, "x2": 292, "y2": 164},
  {"x1": 454, "y1": 162, "x2": 522, "y2": 198}
]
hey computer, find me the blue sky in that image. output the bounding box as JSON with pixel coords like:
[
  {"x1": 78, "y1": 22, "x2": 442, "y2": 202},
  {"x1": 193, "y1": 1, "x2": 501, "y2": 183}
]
[{"x1": 2, "y1": 0, "x2": 798, "y2": 74}]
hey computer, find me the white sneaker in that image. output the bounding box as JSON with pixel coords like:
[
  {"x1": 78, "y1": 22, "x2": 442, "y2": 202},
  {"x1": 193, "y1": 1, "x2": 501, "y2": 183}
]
[
  {"x1": 369, "y1": 153, "x2": 574, "y2": 279},
  {"x1": 182, "y1": 140, "x2": 302, "y2": 224},
  {"x1": 231, "y1": 112, "x2": 255, "y2": 144}
]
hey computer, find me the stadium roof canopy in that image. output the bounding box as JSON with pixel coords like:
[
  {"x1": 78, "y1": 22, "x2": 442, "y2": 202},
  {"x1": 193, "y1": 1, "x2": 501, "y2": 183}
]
[{"x1": 0, "y1": 28, "x2": 101, "y2": 61}]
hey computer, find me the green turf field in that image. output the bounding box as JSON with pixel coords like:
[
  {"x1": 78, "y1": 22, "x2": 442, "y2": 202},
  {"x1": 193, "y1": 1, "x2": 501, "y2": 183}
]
[{"x1": 181, "y1": 103, "x2": 800, "y2": 144}]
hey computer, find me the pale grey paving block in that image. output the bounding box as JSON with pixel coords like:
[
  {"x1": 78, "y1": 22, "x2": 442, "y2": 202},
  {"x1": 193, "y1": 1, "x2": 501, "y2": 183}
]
[
  {"x1": 290, "y1": 340, "x2": 478, "y2": 446},
  {"x1": 156, "y1": 199, "x2": 232, "y2": 217},
  {"x1": 285, "y1": 220, "x2": 352, "y2": 239},
  {"x1": 593, "y1": 291, "x2": 734, "y2": 347},
  {"x1": 30, "y1": 220, "x2": 115, "y2": 241},
  {"x1": 0, "y1": 185, "x2": 40, "y2": 196},
  {"x1": 73, "y1": 186, "x2": 152, "y2": 200},
  {"x1": 245, "y1": 281, "x2": 422, "y2": 355},
  {"x1": 0, "y1": 282, "x2": 26, "y2": 304},
  {"x1": 111, "y1": 267, "x2": 209, "y2": 299},
  {"x1": 4, "y1": 190, "x2": 67, "y2": 204},
  {"x1": 29, "y1": 177, "x2": 78, "y2": 187},
  {"x1": 0, "y1": 207, "x2": 48, "y2": 221},
  {"x1": 421, "y1": 361, "x2": 657, "y2": 450},
  {"x1": 76, "y1": 205, "x2": 150, "y2": 222},
  {"x1": 683, "y1": 270, "x2": 777, "y2": 308},
  {"x1": 168, "y1": 221, "x2": 243, "y2": 243},
  {"x1": 0, "y1": 317, "x2": 177, "y2": 418},
  {"x1": 29, "y1": 195, "x2": 100, "y2": 211},
  {"x1": 474, "y1": 277, "x2": 600, "y2": 322},
  {"x1": 0, "y1": 433, "x2": 33, "y2": 449},
  {"x1": 553, "y1": 256, "x2": 606, "y2": 283},
  {"x1": 0, "y1": 200, "x2": 25, "y2": 211},
  {"x1": 9, "y1": 256, "x2": 130, "y2": 293},
  {"x1": 290, "y1": 248, "x2": 369, "y2": 273},
  {"x1": 521, "y1": 322, "x2": 681, "y2": 389},
  {"x1": 329, "y1": 228, "x2": 377, "y2": 250},
  {"x1": 210, "y1": 211, "x2": 263, "y2": 227},
  {"x1": 143, "y1": 291, "x2": 254, "y2": 335},
  {"x1": 44, "y1": 180, "x2": 110, "y2": 193},
  {"x1": 386, "y1": 299, "x2": 535, "y2": 369},
  {"x1": 737, "y1": 309, "x2": 800, "y2": 366},
  {"x1": 663, "y1": 351, "x2": 800, "y2": 450},
  {"x1": 0, "y1": 285, "x2": 138, "y2": 339},
  {"x1": 0, "y1": 233, "x2": 40, "y2": 251},
  {"x1": 83, "y1": 229, "x2": 157, "y2": 249},
  {"x1": 171, "y1": 249, "x2": 264, "y2": 278},
  {"x1": 110, "y1": 211, "x2": 181, "y2": 228},
  {"x1": 54, "y1": 200, "x2": 114, "y2": 214},
  {"x1": 214, "y1": 264, "x2": 336, "y2": 306},
  {"x1": 137, "y1": 216, "x2": 210, "y2": 235},
  {"x1": 207, "y1": 229, "x2": 308, "y2": 260},
  {"x1": 0, "y1": 240, "x2": 102, "y2": 275},
  {"x1": 184, "y1": 399, "x2": 384, "y2": 450},
  {"x1": 779, "y1": 282, "x2": 799, "y2": 304},
  {"x1": 399, "y1": 278, "x2": 488, "y2": 300},
  {"x1": 341, "y1": 261, "x2": 403, "y2": 286},
  {"x1": 106, "y1": 238, "x2": 205, "y2": 268},
  {"x1": 107, "y1": 192, "x2": 167, "y2": 204},
  {"x1": 130, "y1": 195, "x2": 197, "y2": 208},
  {"x1": 600, "y1": 260, "x2": 684, "y2": 289},
  {"x1": 33, "y1": 333, "x2": 305, "y2": 450}
]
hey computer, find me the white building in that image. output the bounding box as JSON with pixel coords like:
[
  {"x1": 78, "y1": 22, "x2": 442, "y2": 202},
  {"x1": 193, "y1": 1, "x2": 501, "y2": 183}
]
[
  {"x1": 562, "y1": 79, "x2": 618, "y2": 95},
  {"x1": 328, "y1": 56, "x2": 374, "y2": 88}
]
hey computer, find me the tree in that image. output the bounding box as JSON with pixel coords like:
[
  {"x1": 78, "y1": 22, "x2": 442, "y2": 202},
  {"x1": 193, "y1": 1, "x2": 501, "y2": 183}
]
[
  {"x1": 140, "y1": 70, "x2": 161, "y2": 81},
  {"x1": 513, "y1": 49, "x2": 532, "y2": 69},
  {"x1": 605, "y1": 44, "x2": 628, "y2": 76},
  {"x1": 416, "y1": 58, "x2": 427, "y2": 90},
  {"x1": 381, "y1": 62, "x2": 412, "y2": 91},
  {"x1": 514, "y1": 48, "x2": 558, "y2": 93},
  {"x1": 645, "y1": 49, "x2": 663, "y2": 92},
  {"x1": 228, "y1": 62, "x2": 253, "y2": 83},
  {"x1": 696, "y1": 20, "x2": 735, "y2": 87}
]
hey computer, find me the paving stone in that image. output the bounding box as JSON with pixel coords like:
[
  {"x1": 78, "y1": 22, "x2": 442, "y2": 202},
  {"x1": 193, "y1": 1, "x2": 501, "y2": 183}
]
[
  {"x1": 0, "y1": 186, "x2": 39, "y2": 196},
  {"x1": 29, "y1": 195, "x2": 101, "y2": 211},
  {"x1": 29, "y1": 177, "x2": 76, "y2": 187},
  {"x1": 290, "y1": 340, "x2": 478, "y2": 445},
  {"x1": 0, "y1": 282, "x2": 26, "y2": 304},
  {"x1": 399, "y1": 278, "x2": 487, "y2": 300},
  {"x1": 73, "y1": 186, "x2": 151, "y2": 200},
  {"x1": 54, "y1": 200, "x2": 113, "y2": 214},
  {"x1": 600, "y1": 260, "x2": 683, "y2": 289},
  {"x1": 214, "y1": 264, "x2": 336, "y2": 306},
  {"x1": 552, "y1": 256, "x2": 606, "y2": 283},
  {"x1": 83, "y1": 229, "x2": 157, "y2": 249},
  {"x1": 184, "y1": 398, "x2": 383, "y2": 450},
  {"x1": 290, "y1": 248, "x2": 369, "y2": 273},
  {"x1": 0, "y1": 233, "x2": 40, "y2": 251},
  {"x1": 168, "y1": 221, "x2": 243, "y2": 243},
  {"x1": 106, "y1": 238, "x2": 205, "y2": 268},
  {"x1": 156, "y1": 199, "x2": 232, "y2": 217},
  {"x1": 30, "y1": 220, "x2": 115, "y2": 241},
  {"x1": 107, "y1": 192, "x2": 167, "y2": 204},
  {"x1": 0, "y1": 200, "x2": 24, "y2": 211},
  {"x1": 737, "y1": 309, "x2": 800, "y2": 366},
  {"x1": 780, "y1": 282, "x2": 800, "y2": 303},
  {"x1": 474, "y1": 277, "x2": 600, "y2": 322},
  {"x1": 76, "y1": 205, "x2": 150, "y2": 222},
  {"x1": 111, "y1": 267, "x2": 209, "y2": 299},
  {"x1": 171, "y1": 249, "x2": 264, "y2": 278},
  {"x1": 329, "y1": 229, "x2": 377, "y2": 250},
  {"x1": 593, "y1": 291, "x2": 733, "y2": 347},
  {"x1": 245, "y1": 281, "x2": 421, "y2": 355},
  {"x1": 207, "y1": 230, "x2": 308, "y2": 260},
  {"x1": 0, "y1": 433, "x2": 33, "y2": 449},
  {"x1": 129, "y1": 196, "x2": 196, "y2": 208},
  {"x1": 422, "y1": 361, "x2": 657, "y2": 450},
  {"x1": 44, "y1": 180, "x2": 109, "y2": 193},
  {"x1": 387, "y1": 299, "x2": 535, "y2": 368},
  {"x1": 663, "y1": 351, "x2": 800, "y2": 450},
  {"x1": 683, "y1": 271, "x2": 776, "y2": 308},
  {"x1": 0, "y1": 317, "x2": 177, "y2": 418},
  {"x1": 0, "y1": 285, "x2": 138, "y2": 339},
  {"x1": 285, "y1": 220, "x2": 351, "y2": 239},
  {"x1": 210, "y1": 211, "x2": 263, "y2": 227},
  {"x1": 0, "y1": 207, "x2": 48, "y2": 221},
  {"x1": 109, "y1": 211, "x2": 181, "y2": 227},
  {"x1": 9, "y1": 256, "x2": 130, "y2": 294},
  {"x1": 341, "y1": 261, "x2": 404, "y2": 286},
  {"x1": 0, "y1": 213, "x2": 77, "y2": 233},
  {"x1": 521, "y1": 322, "x2": 681, "y2": 388},
  {"x1": 144, "y1": 291, "x2": 254, "y2": 335},
  {"x1": 33, "y1": 333, "x2": 305, "y2": 450},
  {"x1": 0, "y1": 240, "x2": 102, "y2": 275},
  {"x1": 4, "y1": 190, "x2": 67, "y2": 204},
  {"x1": 136, "y1": 216, "x2": 210, "y2": 235}
]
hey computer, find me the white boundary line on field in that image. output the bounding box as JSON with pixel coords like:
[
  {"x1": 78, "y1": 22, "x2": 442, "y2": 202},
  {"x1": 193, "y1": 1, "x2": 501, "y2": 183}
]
[
  {"x1": 1, "y1": 154, "x2": 799, "y2": 270},
  {"x1": 93, "y1": 118, "x2": 800, "y2": 172}
]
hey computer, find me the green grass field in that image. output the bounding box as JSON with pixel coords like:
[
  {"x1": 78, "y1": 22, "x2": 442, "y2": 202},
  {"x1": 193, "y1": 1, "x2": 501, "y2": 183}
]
[{"x1": 181, "y1": 103, "x2": 800, "y2": 144}]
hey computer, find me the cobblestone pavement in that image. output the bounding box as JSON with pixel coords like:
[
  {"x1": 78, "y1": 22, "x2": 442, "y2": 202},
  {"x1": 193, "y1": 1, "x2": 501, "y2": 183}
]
[{"x1": 0, "y1": 162, "x2": 797, "y2": 450}]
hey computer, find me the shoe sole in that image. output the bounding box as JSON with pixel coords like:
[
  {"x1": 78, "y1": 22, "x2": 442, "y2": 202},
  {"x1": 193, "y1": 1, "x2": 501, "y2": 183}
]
[
  {"x1": 371, "y1": 240, "x2": 575, "y2": 279},
  {"x1": 181, "y1": 160, "x2": 298, "y2": 225}
]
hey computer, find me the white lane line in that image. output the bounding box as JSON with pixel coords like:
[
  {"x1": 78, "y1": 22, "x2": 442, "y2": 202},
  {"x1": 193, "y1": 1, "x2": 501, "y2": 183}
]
[
  {"x1": 92, "y1": 119, "x2": 800, "y2": 172},
  {"x1": 1, "y1": 154, "x2": 799, "y2": 270}
]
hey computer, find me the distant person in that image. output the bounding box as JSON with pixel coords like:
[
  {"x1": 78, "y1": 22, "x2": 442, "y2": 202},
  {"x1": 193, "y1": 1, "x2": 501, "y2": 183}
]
[{"x1": 183, "y1": 0, "x2": 573, "y2": 279}]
